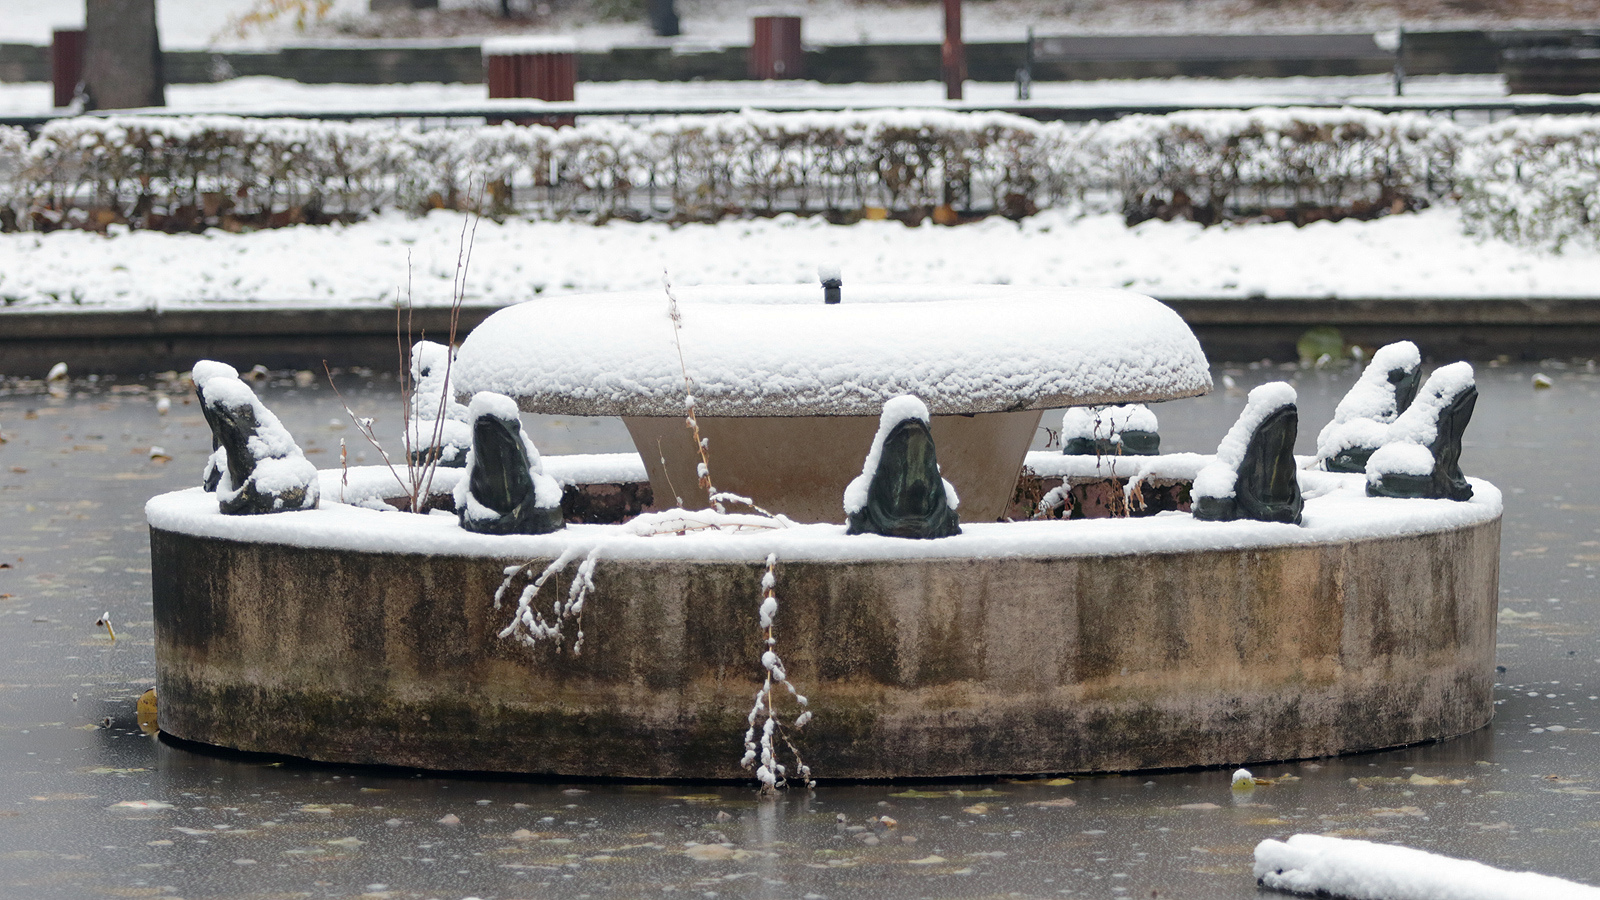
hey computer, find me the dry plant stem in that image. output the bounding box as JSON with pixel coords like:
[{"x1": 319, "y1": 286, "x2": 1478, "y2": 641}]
[
  {"x1": 395, "y1": 195, "x2": 481, "y2": 509},
  {"x1": 663, "y1": 273, "x2": 723, "y2": 513},
  {"x1": 495, "y1": 546, "x2": 597, "y2": 655},
  {"x1": 323, "y1": 360, "x2": 409, "y2": 498},
  {"x1": 742, "y1": 554, "x2": 814, "y2": 795}
]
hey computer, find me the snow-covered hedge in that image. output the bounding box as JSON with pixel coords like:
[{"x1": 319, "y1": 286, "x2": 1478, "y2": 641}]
[
  {"x1": 0, "y1": 108, "x2": 1467, "y2": 232},
  {"x1": 1459, "y1": 115, "x2": 1600, "y2": 251},
  {"x1": 1092, "y1": 108, "x2": 1459, "y2": 225}
]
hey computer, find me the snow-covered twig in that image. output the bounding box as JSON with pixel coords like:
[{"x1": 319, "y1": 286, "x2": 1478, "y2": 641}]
[
  {"x1": 664, "y1": 271, "x2": 723, "y2": 513},
  {"x1": 741, "y1": 554, "x2": 814, "y2": 795},
  {"x1": 496, "y1": 545, "x2": 601, "y2": 655}
]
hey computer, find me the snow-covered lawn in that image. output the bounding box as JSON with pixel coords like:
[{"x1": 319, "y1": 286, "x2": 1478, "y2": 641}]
[{"x1": 2, "y1": 206, "x2": 1593, "y2": 310}]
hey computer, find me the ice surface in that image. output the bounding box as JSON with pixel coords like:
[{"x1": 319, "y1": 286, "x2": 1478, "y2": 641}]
[
  {"x1": 452, "y1": 284, "x2": 1211, "y2": 416},
  {"x1": 1254, "y1": 833, "x2": 1600, "y2": 900}
]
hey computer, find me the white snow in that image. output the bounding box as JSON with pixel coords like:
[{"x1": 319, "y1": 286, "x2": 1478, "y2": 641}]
[
  {"x1": 1060, "y1": 404, "x2": 1158, "y2": 441},
  {"x1": 842, "y1": 394, "x2": 959, "y2": 515},
  {"x1": 191, "y1": 359, "x2": 239, "y2": 386},
  {"x1": 481, "y1": 35, "x2": 577, "y2": 55},
  {"x1": 1383, "y1": 361, "x2": 1474, "y2": 448},
  {"x1": 196, "y1": 365, "x2": 320, "y2": 511},
  {"x1": 1315, "y1": 341, "x2": 1421, "y2": 461},
  {"x1": 0, "y1": 0, "x2": 1564, "y2": 54},
  {"x1": 145, "y1": 467, "x2": 1502, "y2": 564},
  {"x1": 1023, "y1": 449, "x2": 1209, "y2": 482},
  {"x1": 6, "y1": 206, "x2": 1598, "y2": 312},
  {"x1": 0, "y1": 73, "x2": 1511, "y2": 119},
  {"x1": 451, "y1": 284, "x2": 1211, "y2": 417},
  {"x1": 406, "y1": 340, "x2": 472, "y2": 463},
  {"x1": 1254, "y1": 834, "x2": 1600, "y2": 900},
  {"x1": 1367, "y1": 441, "x2": 1436, "y2": 479},
  {"x1": 540, "y1": 452, "x2": 647, "y2": 486},
  {"x1": 1192, "y1": 381, "x2": 1296, "y2": 501}
]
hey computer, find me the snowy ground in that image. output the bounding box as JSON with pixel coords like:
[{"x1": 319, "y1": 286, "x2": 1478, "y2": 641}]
[
  {"x1": 0, "y1": 0, "x2": 1590, "y2": 52},
  {"x1": 0, "y1": 206, "x2": 1591, "y2": 310},
  {"x1": 0, "y1": 73, "x2": 1512, "y2": 117}
]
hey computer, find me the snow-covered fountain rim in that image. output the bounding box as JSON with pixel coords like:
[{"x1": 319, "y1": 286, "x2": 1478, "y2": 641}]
[
  {"x1": 450, "y1": 284, "x2": 1212, "y2": 418},
  {"x1": 146, "y1": 469, "x2": 1501, "y2": 565}
]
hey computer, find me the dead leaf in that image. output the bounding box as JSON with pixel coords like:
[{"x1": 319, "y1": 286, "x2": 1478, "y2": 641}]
[{"x1": 1025, "y1": 797, "x2": 1078, "y2": 808}]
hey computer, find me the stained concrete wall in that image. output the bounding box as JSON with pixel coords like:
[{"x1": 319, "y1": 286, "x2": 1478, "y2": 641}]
[{"x1": 150, "y1": 514, "x2": 1500, "y2": 779}]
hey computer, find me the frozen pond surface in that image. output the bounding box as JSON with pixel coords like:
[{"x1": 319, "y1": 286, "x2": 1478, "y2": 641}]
[{"x1": 0, "y1": 359, "x2": 1597, "y2": 899}]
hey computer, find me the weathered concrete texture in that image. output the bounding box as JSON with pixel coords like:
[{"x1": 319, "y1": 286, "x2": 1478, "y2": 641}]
[{"x1": 150, "y1": 516, "x2": 1499, "y2": 779}]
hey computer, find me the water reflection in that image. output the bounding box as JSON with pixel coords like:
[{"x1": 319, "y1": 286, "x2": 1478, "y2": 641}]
[{"x1": 0, "y1": 361, "x2": 1598, "y2": 898}]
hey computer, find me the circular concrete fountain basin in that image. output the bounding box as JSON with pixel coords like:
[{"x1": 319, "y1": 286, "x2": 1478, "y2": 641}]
[{"x1": 146, "y1": 468, "x2": 1501, "y2": 780}]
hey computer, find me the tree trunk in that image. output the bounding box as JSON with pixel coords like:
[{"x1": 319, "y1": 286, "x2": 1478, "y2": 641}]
[{"x1": 83, "y1": 0, "x2": 165, "y2": 110}]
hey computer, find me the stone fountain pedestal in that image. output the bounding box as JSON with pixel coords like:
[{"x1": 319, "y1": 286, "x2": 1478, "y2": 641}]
[{"x1": 450, "y1": 284, "x2": 1214, "y2": 523}]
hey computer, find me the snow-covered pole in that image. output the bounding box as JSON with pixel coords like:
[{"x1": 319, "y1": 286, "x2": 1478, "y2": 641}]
[
  {"x1": 942, "y1": 0, "x2": 964, "y2": 101},
  {"x1": 818, "y1": 263, "x2": 841, "y2": 304}
]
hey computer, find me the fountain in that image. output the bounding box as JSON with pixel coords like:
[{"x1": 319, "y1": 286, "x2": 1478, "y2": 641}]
[{"x1": 145, "y1": 288, "x2": 1501, "y2": 780}]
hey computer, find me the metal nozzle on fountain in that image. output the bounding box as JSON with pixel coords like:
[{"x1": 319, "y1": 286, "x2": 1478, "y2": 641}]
[{"x1": 819, "y1": 263, "x2": 842, "y2": 304}]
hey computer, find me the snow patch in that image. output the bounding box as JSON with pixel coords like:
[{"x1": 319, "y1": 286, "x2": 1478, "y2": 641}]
[{"x1": 1254, "y1": 833, "x2": 1600, "y2": 900}]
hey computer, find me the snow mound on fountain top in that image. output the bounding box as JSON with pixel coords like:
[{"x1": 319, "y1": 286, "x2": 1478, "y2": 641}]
[{"x1": 451, "y1": 284, "x2": 1212, "y2": 417}]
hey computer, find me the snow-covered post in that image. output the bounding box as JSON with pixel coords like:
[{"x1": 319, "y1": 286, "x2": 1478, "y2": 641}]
[
  {"x1": 942, "y1": 0, "x2": 965, "y2": 100},
  {"x1": 818, "y1": 263, "x2": 841, "y2": 305},
  {"x1": 1193, "y1": 382, "x2": 1303, "y2": 525}
]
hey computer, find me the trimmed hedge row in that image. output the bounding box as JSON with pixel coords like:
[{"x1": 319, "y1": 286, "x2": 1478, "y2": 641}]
[{"x1": 0, "y1": 107, "x2": 1580, "y2": 246}]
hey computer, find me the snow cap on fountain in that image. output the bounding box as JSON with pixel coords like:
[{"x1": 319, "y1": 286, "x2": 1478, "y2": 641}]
[
  {"x1": 845, "y1": 395, "x2": 960, "y2": 538},
  {"x1": 1317, "y1": 340, "x2": 1422, "y2": 471},
  {"x1": 455, "y1": 391, "x2": 565, "y2": 535},
  {"x1": 195, "y1": 366, "x2": 319, "y2": 515},
  {"x1": 1366, "y1": 361, "x2": 1477, "y2": 501},
  {"x1": 1193, "y1": 381, "x2": 1302, "y2": 525}
]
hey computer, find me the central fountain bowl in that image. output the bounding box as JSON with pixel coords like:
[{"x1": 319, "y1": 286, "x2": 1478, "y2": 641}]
[{"x1": 452, "y1": 284, "x2": 1212, "y2": 522}]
